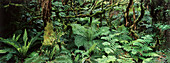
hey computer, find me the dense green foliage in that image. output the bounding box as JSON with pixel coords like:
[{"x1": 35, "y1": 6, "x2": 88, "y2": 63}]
[{"x1": 0, "y1": 0, "x2": 169, "y2": 63}]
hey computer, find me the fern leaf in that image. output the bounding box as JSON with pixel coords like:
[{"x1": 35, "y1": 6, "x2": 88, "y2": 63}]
[
  {"x1": 74, "y1": 35, "x2": 87, "y2": 48},
  {"x1": 88, "y1": 43, "x2": 97, "y2": 53},
  {"x1": 15, "y1": 34, "x2": 21, "y2": 41},
  {"x1": 142, "y1": 58, "x2": 153, "y2": 63},
  {"x1": 0, "y1": 50, "x2": 7, "y2": 53},
  {"x1": 53, "y1": 55, "x2": 73, "y2": 63},
  {"x1": 104, "y1": 47, "x2": 114, "y2": 54},
  {"x1": 23, "y1": 29, "x2": 28, "y2": 45},
  {"x1": 12, "y1": 34, "x2": 16, "y2": 40},
  {"x1": 142, "y1": 52, "x2": 159, "y2": 57},
  {"x1": 71, "y1": 24, "x2": 87, "y2": 37}
]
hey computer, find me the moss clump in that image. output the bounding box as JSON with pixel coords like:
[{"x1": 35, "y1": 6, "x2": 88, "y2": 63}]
[{"x1": 43, "y1": 22, "x2": 55, "y2": 46}]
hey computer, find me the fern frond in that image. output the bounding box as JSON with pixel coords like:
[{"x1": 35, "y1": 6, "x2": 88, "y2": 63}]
[
  {"x1": 142, "y1": 52, "x2": 159, "y2": 57},
  {"x1": 53, "y1": 55, "x2": 73, "y2": 63}
]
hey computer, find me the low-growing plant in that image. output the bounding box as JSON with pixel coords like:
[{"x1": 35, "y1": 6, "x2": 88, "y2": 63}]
[{"x1": 0, "y1": 29, "x2": 42, "y2": 61}]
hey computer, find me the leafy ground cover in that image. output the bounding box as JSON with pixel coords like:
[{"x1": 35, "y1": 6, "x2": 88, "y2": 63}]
[{"x1": 0, "y1": 0, "x2": 169, "y2": 63}]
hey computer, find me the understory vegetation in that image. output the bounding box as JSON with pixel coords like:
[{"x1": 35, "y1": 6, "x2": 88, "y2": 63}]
[{"x1": 0, "y1": 0, "x2": 170, "y2": 63}]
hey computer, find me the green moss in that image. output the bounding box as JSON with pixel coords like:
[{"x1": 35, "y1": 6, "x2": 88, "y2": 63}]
[{"x1": 43, "y1": 22, "x2": 55, "y2": 46}]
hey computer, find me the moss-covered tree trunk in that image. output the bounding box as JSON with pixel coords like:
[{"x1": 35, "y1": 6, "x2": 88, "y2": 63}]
[{"x1": 41, "y1": 0, "x2": 55, "y2": 46}]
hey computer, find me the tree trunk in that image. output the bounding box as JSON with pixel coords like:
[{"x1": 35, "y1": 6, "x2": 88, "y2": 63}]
[
  {"x1": 166, "y1": 16, "x2": 170, "y2": 48},
  {"x1": 165, "y1": 2, "x2": 170, "y2": 48}
]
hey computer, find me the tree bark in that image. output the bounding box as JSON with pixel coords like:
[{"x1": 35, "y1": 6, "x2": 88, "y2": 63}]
[
  {"x1": 41, "y1": 0, "x2": 52, "y2": 27},
  {"x1": 166, "y1": 13, "x2": 170, "y2": 48},
  {"x1": 165, "y1": 2, "x2": 170, "y2": 48}
]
